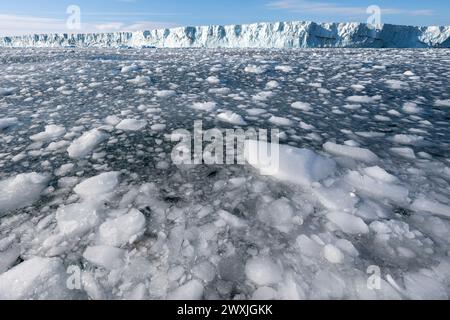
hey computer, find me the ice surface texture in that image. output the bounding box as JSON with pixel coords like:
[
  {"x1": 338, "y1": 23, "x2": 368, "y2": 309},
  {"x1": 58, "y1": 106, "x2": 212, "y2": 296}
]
[
  {"x1": 1, "y1": 21, "x2": 450, "y2": 48},
  {"x1": 0, "y1": 48, "x2": 449, "y2": 300}
]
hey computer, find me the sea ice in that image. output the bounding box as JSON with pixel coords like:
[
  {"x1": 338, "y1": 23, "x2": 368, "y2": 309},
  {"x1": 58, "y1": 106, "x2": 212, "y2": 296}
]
[
  {"x1": 116, "y1": 119, "x2": 147, "y2": 131},
  {"x1": 0, "y1": 173, "x2": 49, "y2": 215},
  {"x1": 291, "y1": 101, "x2": 311, "y2": 111},
  {"x1": 98, "y1": 209, "x2": 146, "y2": 247},
  {"x1": 167, "y1": 280, "x2": 204, "y2": 300},
  {"x1": 0, "y1": 257, "x2": 73, "y2": 300},
  {"x1": 216, "y1": 111, "x2": 247, "y2": 125},
  {"x1": 73, "y1": 172, "x2": 120, "y2": 199},
  {"x1": 327, "y1": 211, "x2": 369, "y2": 235},
  {"x1": 67, "y1": 129, "x2": 108, "y2": 159},
  {"x1": 30, "y1": 125, "x2": 66, "y2": 142},
  {"x1": 245, "y1": 140, "x2": 336, "y2": 186},
  {"x1": 83, "y1": 246, "x2": 126, "y2": 270},
  {"x1": 0, "y1": 117, "x2": 18, "y2": 130},
  {"x1": 245, "y1": 256, "x2": 282, "y2": 286},
  {"x1": 323, "y1": 142, "x2": 379, "y2": 163}
]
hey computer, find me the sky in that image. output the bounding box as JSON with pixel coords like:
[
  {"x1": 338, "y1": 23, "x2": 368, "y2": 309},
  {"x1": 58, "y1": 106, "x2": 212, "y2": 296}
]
[{"x1": 0, "y1": 0, "x2": 449, "y2": 36}]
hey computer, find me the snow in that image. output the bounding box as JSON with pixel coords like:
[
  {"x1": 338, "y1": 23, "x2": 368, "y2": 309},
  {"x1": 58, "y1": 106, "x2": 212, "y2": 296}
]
[
  {"x1": 98, "y1": 209, "x2": 146, "y2": 247},
  {"x1": 67, "y1": 129, "x2": 108, "y2": 159},
  {"x1": 0, "y1": 257, "x2": 72, "y2": 300},
  {"x1": 2, "y1": 22, "x2": 449, "y2": 48},
  {"x1": 0, "y1": 173, "x2": 49, "y2": 215},
  {"x1": 245, "y1": 256, "x2": 282, "y2": 286},
  {"x1": 245, "y1": 140, "x2": 336, "y2": 186},
  {"x1": 116, "y1": 119, "x2": 147, "y2": 131}
]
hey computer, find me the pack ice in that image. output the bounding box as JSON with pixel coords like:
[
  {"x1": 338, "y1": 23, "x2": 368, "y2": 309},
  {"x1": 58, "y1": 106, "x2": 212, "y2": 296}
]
[{"x1": 0, "y1": 48, "x2": 449, "y2": 300}]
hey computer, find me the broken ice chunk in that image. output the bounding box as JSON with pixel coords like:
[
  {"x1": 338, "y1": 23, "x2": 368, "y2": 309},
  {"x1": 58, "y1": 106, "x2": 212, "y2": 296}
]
[
  {"x1": 98, "y1": 209, "x2": 146, "y2": 247},
  {"x1": 245, "y1": 141, "x2": 336, "y2": 186},
  {"x1": 0, "y1": 173, "x2": 49, "y2": 215},
  {"x1": 327, "y1": 211, "x2": 369, "y2": 235},
  {"x1": 258, "y1": 198, "x2": 296, "y2": 233},
  {"x1": 345, "y1": 171, "x2": 409, "y2": 204},
  {"x1": 83, "y1": 246, "x2": 126, "y2": 270},
  {"x1": 411, "y1": 198, "x2": 450, "y2": 218},
  {"x1": 323, "y1": 244, "x2": 344, "y2": 264},
  {"x1": 116, "y1": 119, "x2": 147, "y2": 131},
  {"x1": 30, "y1": 125, "x2": 66, "y2": 142},
  {"x1": 67, "y1": 129, "x2": 108, "y2": 159},
  {"x1": 73, "y1": 172, "x2": 120, "y2": 200},
  {"x1": 56, "y1": 202, "x2": 99, "y2": 237},
  {"x1": 0, "y1": 257, "x2": 73, "y2": 300},
  {"x1": 0, "y1": 117, "x2": 18, "y2": 130},
  {"x1": 167, "y1": 280, "x2": 204, "y2": 300},
  {"x1": 245, "y1": 256, "x2": 282, "y2": 286},
  {"x1": 323, "y1": 142, "x2": 379, "y2": 163}
]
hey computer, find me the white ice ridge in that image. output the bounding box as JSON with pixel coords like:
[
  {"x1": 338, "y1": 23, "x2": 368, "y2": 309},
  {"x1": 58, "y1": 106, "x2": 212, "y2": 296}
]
[{"x1": 1, "y1": 21, "x2": 449, "y2": 48}]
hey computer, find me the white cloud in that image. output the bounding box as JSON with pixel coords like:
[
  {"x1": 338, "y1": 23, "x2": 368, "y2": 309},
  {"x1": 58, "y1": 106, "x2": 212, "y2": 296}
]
[
  {"x1": 266, "y1": 0, "x2": 435, "y2": 17},
  {"x1": 0, "y1": 14, "x2": 176, "y2": 37}
]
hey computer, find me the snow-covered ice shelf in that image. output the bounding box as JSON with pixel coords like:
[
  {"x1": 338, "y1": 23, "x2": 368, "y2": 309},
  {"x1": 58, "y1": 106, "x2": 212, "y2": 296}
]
[
  {"x1": 0, "y1": 48, "x2": 449, "y2": 300},
  {"x1": 1, "y1": 21, "x2": 450, "y2": 48}
]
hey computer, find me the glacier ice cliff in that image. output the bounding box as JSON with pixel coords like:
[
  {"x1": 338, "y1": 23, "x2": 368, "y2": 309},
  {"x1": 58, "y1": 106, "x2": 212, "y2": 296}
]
[{"x1": 1, "y1": 21, "x2": 450, "y2": 49}]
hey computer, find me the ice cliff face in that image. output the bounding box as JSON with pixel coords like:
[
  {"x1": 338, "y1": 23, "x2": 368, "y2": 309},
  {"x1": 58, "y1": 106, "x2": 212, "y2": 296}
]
[{"x1": 1, "y1": 21, "x2": 450, "y2": 48}]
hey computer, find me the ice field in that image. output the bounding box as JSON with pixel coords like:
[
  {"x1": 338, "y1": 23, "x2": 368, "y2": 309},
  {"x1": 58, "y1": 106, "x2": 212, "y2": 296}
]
[{"x1": 0, "y1": 48, "x2": 449, "y2": 300}]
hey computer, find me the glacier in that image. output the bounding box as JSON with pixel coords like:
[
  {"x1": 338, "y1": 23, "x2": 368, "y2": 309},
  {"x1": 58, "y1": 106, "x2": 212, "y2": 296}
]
[{"x1": 1, "y1": 21, "x2": 450, "y2": 48}]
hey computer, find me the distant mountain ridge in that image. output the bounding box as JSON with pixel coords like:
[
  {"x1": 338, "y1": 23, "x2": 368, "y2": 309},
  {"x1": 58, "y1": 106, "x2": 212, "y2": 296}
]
[{"x1": 1, "y1": 21, "x2": 450, "y2": 48}]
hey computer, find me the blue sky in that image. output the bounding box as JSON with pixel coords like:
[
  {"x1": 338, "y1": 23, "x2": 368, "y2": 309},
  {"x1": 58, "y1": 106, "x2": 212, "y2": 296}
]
[{"x1": 0, "y1": 0, "x2": 449, "y2": 36}]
